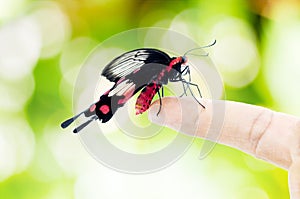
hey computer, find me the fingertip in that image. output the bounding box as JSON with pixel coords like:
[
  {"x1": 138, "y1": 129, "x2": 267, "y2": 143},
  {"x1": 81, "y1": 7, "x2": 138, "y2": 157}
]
[
  {"x1": 148, "y1": 97, "x2": 210, "y2": 138},
  {"x1": 148, "y1": 101, "x2": 164, "y2": 125},
  {"x1": 148, "y1": 97, "x2": 183, "y2": 127}
]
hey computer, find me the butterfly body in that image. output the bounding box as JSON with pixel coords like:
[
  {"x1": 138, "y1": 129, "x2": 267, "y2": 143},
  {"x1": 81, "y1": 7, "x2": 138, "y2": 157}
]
[
  {"x1": 61, "y1": 46, "x2": 210, "y2": 133},
  {"x1": 135, "y1": 82, "x2": 161, "y2": 115},
  {"x1": 89, "y1": 54, "x2": 184, "y2": 120}
]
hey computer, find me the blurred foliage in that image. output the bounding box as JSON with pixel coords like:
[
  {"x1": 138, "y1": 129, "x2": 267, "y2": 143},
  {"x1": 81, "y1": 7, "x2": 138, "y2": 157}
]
[{"x1": 1, "y1": 0, "x2": 300, "y2": 198}]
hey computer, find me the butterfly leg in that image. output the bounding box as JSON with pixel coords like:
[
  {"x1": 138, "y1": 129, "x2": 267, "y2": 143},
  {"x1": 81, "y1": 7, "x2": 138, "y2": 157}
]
[
  {"x1": 179, "y1": 81, "x2": 188, "y2": 97},
  {"x1": 182, "y1": 68, "x2": 204, "y2": 99},
  {"x1": 179, "y1": 66, "x2": 190, "y2": 96},
  {"x1": 181, "y1": 66, "x2": 189, "y2": 75},
  {"x1": 156, "y1": 89, "x2": 163, "y2": 116},
  {"x1": 186, "y1": 81, "x2": 203, "y2": 98},
  {"x1": 170, "y1": 78, "x2": 187, "y2": 97},
  {"x1": 181, "y1": 79, "x2": 205, "y2": 108},
  {"x1": 170, "y1": 78, "x2": 188, "y2": 97}
]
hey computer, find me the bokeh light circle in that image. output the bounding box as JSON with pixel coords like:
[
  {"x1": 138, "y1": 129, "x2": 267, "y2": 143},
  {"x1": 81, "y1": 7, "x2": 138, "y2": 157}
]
[
  {"x1": 0, "y1": 16, "x2": 41, "y2": 81},
  {"x1": 0, "y1": 116, "x2": 35, "y2": 182},
  {"x1": 0, "y1": 75, "x2": 35, "y2": 112},
  {"x1": 210, "y1": 17, "x2": 260, "y2": 88},
  {"x1": 29, "y1": 1, "x2": 71, "y2": 59}
]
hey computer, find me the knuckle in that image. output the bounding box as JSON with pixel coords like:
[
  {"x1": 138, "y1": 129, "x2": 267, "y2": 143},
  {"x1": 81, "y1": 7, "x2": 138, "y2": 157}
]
[
  {"x1": 295, "y1": 118, "x2": 300, "y2": 134},
  {"x1": 291, "y1": 119, "x2": 300, "y2": 158},
  {"x1": 249, "y1": 109, "x2": 273, "y2": 154}
]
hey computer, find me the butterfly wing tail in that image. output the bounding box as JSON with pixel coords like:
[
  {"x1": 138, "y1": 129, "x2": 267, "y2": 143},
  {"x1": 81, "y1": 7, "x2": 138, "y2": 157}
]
[{"x1": 60, "y1": 103, "x2": 97, "y2": 133}]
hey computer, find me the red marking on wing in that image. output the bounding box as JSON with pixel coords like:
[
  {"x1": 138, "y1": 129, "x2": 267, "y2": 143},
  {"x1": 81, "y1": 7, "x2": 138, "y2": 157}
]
[
  {"x1": 135, "y1": 83, "x2": 161, "y2": 115},
  {"x1": 133, "y1": 68, "x2": 140, "y2": 74},
  {"x1": 100, "y1": 105, "x2": 110, "y2": 114},
  {"x1": 103, "y1": 89, "x2": 110, "y2": 95},
  {"x1": 116, "y1": 77, "x2": 125, "y2": 84},
  {"x1": 117, "y1": 85, "x2": 136, "y2": 104},
  {"x1": 90, "y1": 104, "x2": 96, "y2": 112},
  {"x1": 157, "y1": 69, "x2": 165, "y2": 81}
]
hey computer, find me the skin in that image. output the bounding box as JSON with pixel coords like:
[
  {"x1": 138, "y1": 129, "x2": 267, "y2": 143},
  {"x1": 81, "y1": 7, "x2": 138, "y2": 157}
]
[{"x1": 148, "y1": 97, "x2": 300, "y2": 199}]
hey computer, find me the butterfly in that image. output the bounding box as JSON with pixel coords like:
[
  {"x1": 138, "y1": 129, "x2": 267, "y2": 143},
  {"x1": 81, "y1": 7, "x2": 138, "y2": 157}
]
[{"x1": 61, "y1": 40, "x2": 216, "y2": 133}]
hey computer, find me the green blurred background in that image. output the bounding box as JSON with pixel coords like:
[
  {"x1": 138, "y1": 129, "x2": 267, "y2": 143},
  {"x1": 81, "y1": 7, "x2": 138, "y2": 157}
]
[{"x1": 1, "y1": 0, "x2": 300, "y2": 198}]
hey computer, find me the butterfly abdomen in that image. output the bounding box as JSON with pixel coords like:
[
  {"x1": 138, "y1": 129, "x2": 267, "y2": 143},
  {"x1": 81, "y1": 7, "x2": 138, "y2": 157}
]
[{"x1": 135, "y1": 82, "x2": 161, "y2": 115}]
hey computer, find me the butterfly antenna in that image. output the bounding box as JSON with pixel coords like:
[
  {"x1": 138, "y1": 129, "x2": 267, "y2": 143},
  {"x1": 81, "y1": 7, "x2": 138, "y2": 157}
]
[
  {"x1": 187, "y1": 52, "x2": 209, "y2": 57},
  {"x1": 184, "y1": 40, "x2": 216, "y2": 56},
  {"x1": 73, "y1": 116, "x2": 98, "y2": 133}
]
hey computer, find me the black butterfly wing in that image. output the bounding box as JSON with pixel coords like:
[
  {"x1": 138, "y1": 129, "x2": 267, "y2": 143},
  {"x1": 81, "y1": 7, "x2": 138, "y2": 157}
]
[
  {"x1": 101, "y1": 48, "x2": 172, "y2": 83},
  {"x1": 95, "y1": 48, "x2": 172, "y2": 123},
  {"x1": 61, "y1": 49, "x2": 173, "y2": 131}
]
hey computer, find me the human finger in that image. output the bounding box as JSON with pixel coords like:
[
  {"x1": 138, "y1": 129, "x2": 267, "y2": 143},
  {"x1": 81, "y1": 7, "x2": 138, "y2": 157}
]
[{"x1": 148, "y1": 97, "x2": 300, "y2": 169}]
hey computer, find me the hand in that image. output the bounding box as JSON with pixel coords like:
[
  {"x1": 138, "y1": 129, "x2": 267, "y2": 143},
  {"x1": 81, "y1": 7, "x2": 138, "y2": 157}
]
[{"x1": 148, "y1": 97, "x2": 300, "y2": 199}]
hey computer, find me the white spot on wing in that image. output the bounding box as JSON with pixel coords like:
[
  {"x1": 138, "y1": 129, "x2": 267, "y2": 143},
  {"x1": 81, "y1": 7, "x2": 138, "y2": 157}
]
[{"x1": 108, "y1": 80, "x2": 135, "y2": 97}]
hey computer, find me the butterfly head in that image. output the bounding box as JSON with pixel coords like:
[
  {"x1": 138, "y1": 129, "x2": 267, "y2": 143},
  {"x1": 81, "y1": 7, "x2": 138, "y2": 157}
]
[{"x1": 181, "y1": 55, "x2": 188, "y2": 64}]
